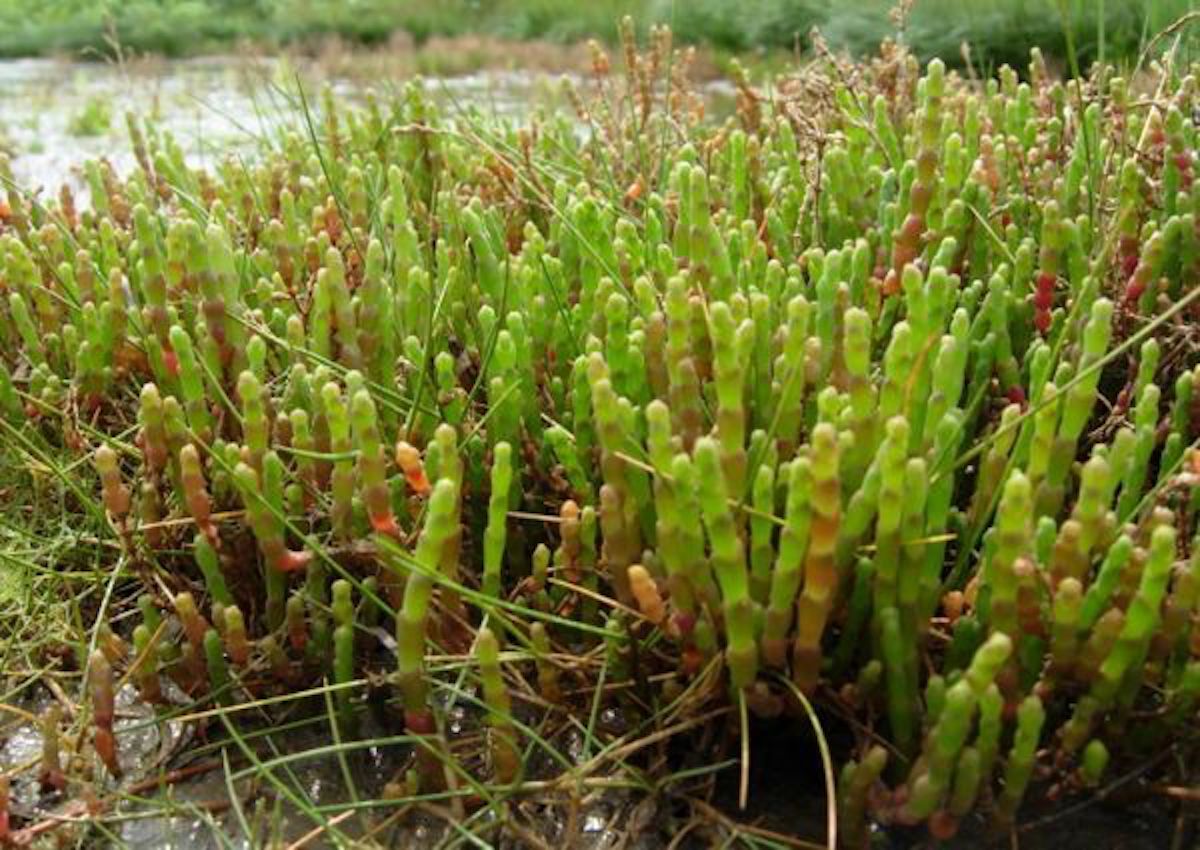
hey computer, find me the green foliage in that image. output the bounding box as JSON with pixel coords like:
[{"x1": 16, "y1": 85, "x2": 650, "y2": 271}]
[
  {"x1": 66, "y1": 95, "x2": 111, "y2": 137},
  {"x1": 0, "y1": 28, "x2": 1197, "y2": 845},
  {"x1": 0, "y1": 0, "x2": 1190, "y2": 65}
]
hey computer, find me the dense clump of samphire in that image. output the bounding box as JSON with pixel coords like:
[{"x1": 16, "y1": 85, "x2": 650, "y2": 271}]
[{"x1": 0, "y1": 23, "x2": 1198, "y2": 846}]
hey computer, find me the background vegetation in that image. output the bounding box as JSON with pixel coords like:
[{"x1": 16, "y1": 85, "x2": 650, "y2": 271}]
[{"x1": 0, "y1": 0, "x2": 1193, "y2": 67}]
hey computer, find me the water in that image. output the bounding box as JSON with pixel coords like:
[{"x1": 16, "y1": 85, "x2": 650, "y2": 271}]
[
  {"x1": 0, "y1": 684, "x2": 410, "y2": 848},
  {"x1": 0, "y1": 53, "x2": 735, "y2": 201},
  {"x1": 0, "y1": 678, "x2": 666, "y2": 848},
  {"x1": 0, "y1": 55, "x2": 571, "y2": 200}
]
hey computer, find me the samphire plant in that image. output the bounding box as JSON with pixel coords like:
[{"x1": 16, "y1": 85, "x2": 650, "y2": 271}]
[{"x1": 0, "y1": 19, "x2": 1197, "y2": 847}]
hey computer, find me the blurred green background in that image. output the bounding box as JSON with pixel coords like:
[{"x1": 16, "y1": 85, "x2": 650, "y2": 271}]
[{"x1": 0, "y1": 0, "x2": 1193, "y2": 67}]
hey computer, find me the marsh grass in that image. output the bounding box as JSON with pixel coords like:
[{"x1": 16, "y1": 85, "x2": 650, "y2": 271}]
[
  {"x1": 0, "y1": 88, "x2": 776, "y2": 849},
  {"x1": 0, "y1": 442, "x2": 749, "y2": 847},
  {"x1": 0, "y1": 7, "x2": 1197, "y2": 849}
]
